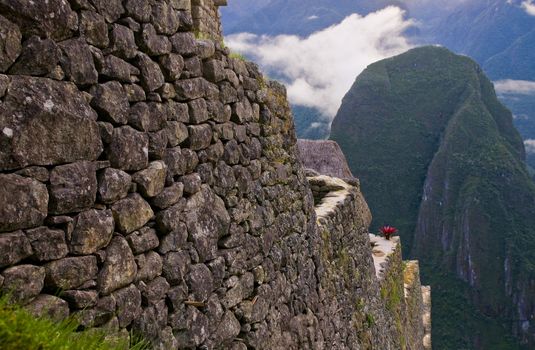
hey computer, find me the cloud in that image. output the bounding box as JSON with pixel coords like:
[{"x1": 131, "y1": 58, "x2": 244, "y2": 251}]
[
  {"x1": 494, "y1": 80, "x2": 535, "y2": 95},
  {"x1": 225, "y1": 7, "x2": 413, "y2": 119},
  {"x1": 521, "y1": 0, "x2": 535, "y2": 15},
  {"x1": 524, "y1": 139, "x2": 535, "y2": 154}
]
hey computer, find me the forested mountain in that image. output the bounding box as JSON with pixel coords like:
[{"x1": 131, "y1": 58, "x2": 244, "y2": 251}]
[{"x1": 330, "y1": 46, "x2": 535, "y2": 349}]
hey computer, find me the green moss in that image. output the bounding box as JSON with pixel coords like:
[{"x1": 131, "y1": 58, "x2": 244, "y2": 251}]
[
  {"x1": 229, "y1": 52, "x2": 246, "y2": 61},
  {"x1": 0, "y1": 296, "x2": 149, "y2": 350},
  {"x1": 365, "y1": 313, "x2": 375, "y2": 328}
]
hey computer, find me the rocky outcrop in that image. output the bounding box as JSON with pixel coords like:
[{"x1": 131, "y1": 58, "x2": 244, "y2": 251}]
[
  {"x1": 297, "y1": 139, "x2": 354, "y2": 179},
  {"x1": 0, "y1": 0, "x2": 428, "y2": 349}
]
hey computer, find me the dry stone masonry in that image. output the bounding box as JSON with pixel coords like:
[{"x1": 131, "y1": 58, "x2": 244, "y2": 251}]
[{"x1": 0, "y1": 0, "x2": 430, "y2": 348}]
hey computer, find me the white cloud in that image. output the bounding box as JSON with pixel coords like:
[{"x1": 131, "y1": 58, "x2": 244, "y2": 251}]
[
  {"x1": 494, "y1": 80, "x2": 535, "y2": 95},
  {"x1": 307, "y1": 15, "x2": 319, "y2": 20},
  {"x1": 225, "y1": 7, "x2": 413, "y2": 119},
  {"x1": 524, "y1": 139, "x2": 535, "y2": 154},
  {"x1": 522, "y1": 0, "x2": 535, "y2": 15}
]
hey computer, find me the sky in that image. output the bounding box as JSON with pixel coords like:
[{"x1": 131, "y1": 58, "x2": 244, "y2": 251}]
[
  {"x1": 226, "y1": 6, "x2": 413, "y2": 119},
  {"x1": 224, "y1": 0, "x2": 535, "y2": 122}
]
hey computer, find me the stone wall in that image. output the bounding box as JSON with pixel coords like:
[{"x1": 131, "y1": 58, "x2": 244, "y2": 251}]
[
  {"x1": 311, "y1": 176, "x2": 431, "y2": 350},
  {"x1": 0, "y1": 1, "x2": 429, "y2": 349}
]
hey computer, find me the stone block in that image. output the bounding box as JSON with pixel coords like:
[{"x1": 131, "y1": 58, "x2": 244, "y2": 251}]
[
  {"x1": 0, "y1": 174, "x2": 48, "y2": 232},
  {"x1": 107, "y1": 126, "x2": 149, "y2": 171},
  {"x1": 45, "y1": 256, "x2": 98, "y2": 290},
  {"x1": 98, "y1": 236, "x2": 137, "y2": 295},
  {"x1": 70, "y1": 209, "x2": 115, "y2": 255},
  {"x1": 25, "y1": 227, "x2": 68, "y2": 262},
  {"x1": 48, "y1": 161, "x2": 97, "y2": 215},
  {"x1": 132, "y1": 161, "x2": 167, "y2": 197},
  {"x1": 9, "y1": 36, "x2": 59, "y2": 76},
  {"x1": 111, "y1": 193, "x2": 154, "y2": 234},
  {"x1": 0, "y1": 76, "x2": 102, "y2": 170},
  {"x1": 0, "y1": 231, "x2": 32, "y2": 268},
  {"x1": 1, "y1": 264, "x2": 45, "y2": 303},
  {"x1": 97, "y1": 168, "x2": 132, "y2": 204}
]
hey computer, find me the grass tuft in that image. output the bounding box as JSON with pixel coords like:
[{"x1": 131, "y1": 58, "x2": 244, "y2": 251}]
[{"x1": 0, "y1": 295, "x2": 149, "y2": 350}]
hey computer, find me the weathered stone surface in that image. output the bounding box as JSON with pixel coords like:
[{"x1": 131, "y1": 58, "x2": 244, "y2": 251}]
[
  {"x1": 162, "y1": 250, "x2": 190, "y2": 285},
  {"x1": 151, "y1": 1, "x2": 180, "y2": 35},
  {"x1": 203, "y1": 59, "x2": 225, "y2": 83},
  {"x1": 126, "y1": 227, "x2": 159, "y2": 254},
  {"x1": 195, "y1": 40, "x2": 215, "y2": 60},
  {"x1": 45, "y1": 256, "x2": 98, "y2": 290},
  {"x1": 1, "y1": 264, "x2": 45, "y2": 303},
  {"x1": 187, "y1": 124, "x2": 212, "y2": 150},
  {"x1": 0, "y1": 74, "x2": 8, "y2": 97},
  {"x1": 98, "y1": 168, "x2": 132, "y2": 204},
  {"x1": 163, "y1": 147, "x2": 186, "y2": 177},
  {"x1": 155, "y1": 199, "x2": 186, "y2": 234},
  {"x1": 70, "y1": 209, "x2": 115, "y2": 255},
  {"x1": 173, "y1": 306, "x2": 208, "y2": 347},
  {"x1": 175, "y1": 77, "x2": 206, "y2": 101},
  {"x1": 25, "y1": 226, "x2": 68, "y2": 261},
  {"x1": 108, "y1": 24, "x2": 137, "y2": 59},
  {"x1": 151, "y1": 183, "x2": 184, "y2": 210},
  {"x1": 14, "y1": 166, "x2": 49, "y2": 182},
  {"x1": 62, "y1": 289, "x2": 98, "y2": 309},
  {"x1": 112, "y1": 284, "x2": 141, "y2": 327},
  {"x1": 125, "y1": 84, "x2": 147, "y2": 102},
  {"x1": 216, "y1": 311, "x2": 241, "y2": 343},
  {"x1": 90, "y1": 81, "x2": 129, "y2": 125},
  {"x1": 107, "y1": 126, "x2": 149, "y2": 171},
  {"x1": 0, "y1": 174, "x2": 48, "y2": 232},
  {"x1": 9, "y1": 36, "x2": 58, "y2": 76},
  {"x1": 89, "y1": 0, "x2": 125, "y2": 23},
  {"x1": 99, "y1": 55, "x2": 139, "y2": 83},
  {"x1": 59, "y1": 38, "x2": 98, "y2": 85},
  {"x1": 183, "y1": 56, "x2": 201, "y2": 78},
  {"x1": 0, "y1": 0, "x2": 77, "y2": 40},
  {"x1": 125, "y1": 103, "x2": 147, "y2": 132},
  {"x1": 80, "y1": 10, "x2": 109, "y2": 48},
  {"x1": 135, "y1": 251, "x2": 163, "y2": 282},
  {"x1": 187, "y1": 264, "x2": 213, "y2": 303},
  {"x1": 138, "y1": 276, "x2": 169, "y2": 305},
  {"x1": 49, "y1": 161, "x2": 97, "y2": 215},
  {"x1": 125, "y1": 0, "x2": 151, "y2": 22},
  {"x1": 166, "y1": 121, "x2": 188, "y2": 147},
  {"x1": 0, "y1": 15, "x2": 21, "y2": 72},
  {"x1": 148, "y1": 130, "x2": 168, "y2": 159},
  {"x1": 0, "y1": 231, "x2": 32, "y2": 267},
  {"x1": 26, "y1": 294, "x2": 69, "y2": 321},
  {"x1": 139, "y1": 23, "x2": 172, "y2": 56},
  {"x1": 179, "y1": 173, "x2": 202, "y2": 195},
  {"x1": 99, "y1": 236, "x2": 137, "y2": 295},
  {"x1": 188, "y1": 98, "x2": 209, "y2": 124},
  {"x1": 132, "y1": 161, "x2": 167, "y2": 197},
  {"x1": 136, "y1": 53, "x2": 165, "y2": 92},
  {"x1": 158, "y1": 222, "x2": 187, "y2": 254},
  {"x1": 0, "y1": 76, "x2": 102, "y2": 170},
  {"x1": 170, "y1": 32, "x2": 196, "y2": 56},
  {"x1": 184, "y1": 186, "x2": 230, "y2": 262},
  {"x1": 111, "y1": 194, "x2": 154, "y2": 234},
  {"x1": 159, "y1": 53, "x2": 184, "y2": 81}
]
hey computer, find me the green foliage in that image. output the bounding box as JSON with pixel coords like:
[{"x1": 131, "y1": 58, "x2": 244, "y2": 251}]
[
  {"x1": 229, "y1": 52, "x2": 246, "y2": 61},
  {"x1": 0, "y1": 296, "x2": 149, "y2": 350},
  {"x1": 420, "y1": 265, "x2": 528, "y2": 350}
]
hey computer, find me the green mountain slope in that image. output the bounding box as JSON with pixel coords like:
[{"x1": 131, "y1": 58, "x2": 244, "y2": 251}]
[{"x1": 330, "y1": 46, "x2": 535, "y2": 349}]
